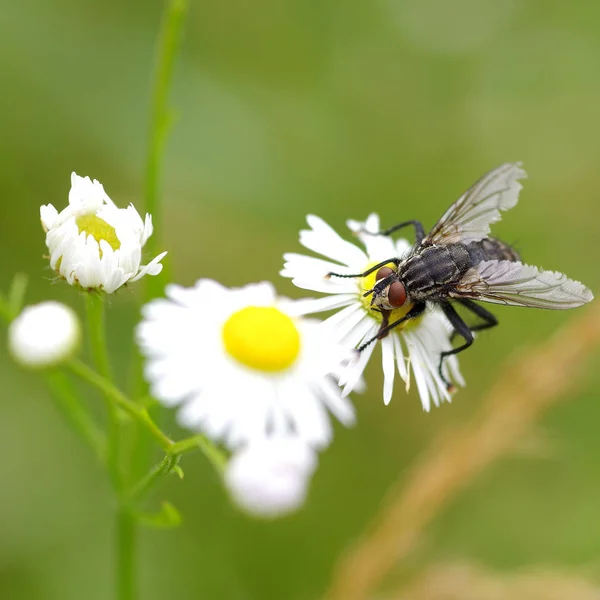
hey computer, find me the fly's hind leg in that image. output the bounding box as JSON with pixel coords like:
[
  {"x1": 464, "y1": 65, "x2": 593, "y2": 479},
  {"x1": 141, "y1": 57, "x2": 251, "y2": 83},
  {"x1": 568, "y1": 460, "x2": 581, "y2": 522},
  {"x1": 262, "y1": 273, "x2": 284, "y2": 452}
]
[
  {"x1": 450, "y1": 298, "x2": 498, "y2": 342},
  {"x1": 327, "y1": 257, "x2": 400, "y2": 279},
  {"x1": 439, "y1": 301, "x2": 474, "y2": 392}
]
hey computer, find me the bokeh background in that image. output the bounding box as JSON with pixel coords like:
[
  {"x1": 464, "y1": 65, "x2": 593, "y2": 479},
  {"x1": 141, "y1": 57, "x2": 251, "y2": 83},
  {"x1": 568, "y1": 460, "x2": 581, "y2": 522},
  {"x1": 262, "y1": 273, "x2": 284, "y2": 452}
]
[{"x1": 1, "y1": 1, "x2": 600, "y2": 598}]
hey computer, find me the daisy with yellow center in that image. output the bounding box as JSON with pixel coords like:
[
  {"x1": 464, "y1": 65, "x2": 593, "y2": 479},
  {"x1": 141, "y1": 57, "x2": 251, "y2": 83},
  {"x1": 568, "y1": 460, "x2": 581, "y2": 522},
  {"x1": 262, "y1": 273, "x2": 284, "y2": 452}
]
[
  {"x1": 281, "y1": 214, "x2": 464, "y2": 410},
  {"x1": 40, "y1": 172, "x2": 167, "y2": 293},
  {"x1": 136, "y1": 280, "x2": 355, "y2": 449}
]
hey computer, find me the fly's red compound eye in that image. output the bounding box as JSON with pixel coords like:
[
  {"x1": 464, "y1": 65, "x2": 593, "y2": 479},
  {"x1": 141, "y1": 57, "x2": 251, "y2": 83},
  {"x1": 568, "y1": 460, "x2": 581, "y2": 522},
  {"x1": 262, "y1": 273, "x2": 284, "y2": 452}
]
[
  {"x1": 388, "y1": 281, "x2": 407, "y2": 307},
  {"x1": 375, "y1": 267, "x2": 394, "y2": 281}
]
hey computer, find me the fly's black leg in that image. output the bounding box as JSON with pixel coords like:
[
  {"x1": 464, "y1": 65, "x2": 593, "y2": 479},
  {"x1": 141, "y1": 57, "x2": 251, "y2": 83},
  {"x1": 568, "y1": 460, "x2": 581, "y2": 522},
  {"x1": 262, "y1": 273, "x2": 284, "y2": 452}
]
[
  {"x1": 358, "y1": 302, "x2": 426, "y2": 352},
  {"x1": 365, "y1": 220, "x2": 426, "y2": 244},
  {"x1": 327, "y1": 257, "x2": 400, "y2": 279},
  {"x1": 439, "y1": 301, "x2": 474, "y2": 391},
  {"x1": 450, "y1": 298, "x2": 498, "y2": 342}
]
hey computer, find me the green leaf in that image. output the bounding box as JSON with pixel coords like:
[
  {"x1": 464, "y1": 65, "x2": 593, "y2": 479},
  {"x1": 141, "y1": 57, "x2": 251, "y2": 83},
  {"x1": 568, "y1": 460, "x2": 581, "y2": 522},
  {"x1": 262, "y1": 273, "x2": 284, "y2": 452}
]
[{"x1": 136, "y1": 501, "x2": 182, "y2": 529}]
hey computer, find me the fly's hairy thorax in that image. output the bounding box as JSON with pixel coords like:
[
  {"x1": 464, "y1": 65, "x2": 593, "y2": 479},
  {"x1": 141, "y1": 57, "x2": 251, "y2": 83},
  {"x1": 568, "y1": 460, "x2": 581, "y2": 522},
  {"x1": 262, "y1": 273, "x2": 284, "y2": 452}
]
[
  {"x1": 398, "y1": 238, "x2": 519, "y2": 303},
  {"x1": 399, "y1": 244, "x2": 472, "y2": 301}
]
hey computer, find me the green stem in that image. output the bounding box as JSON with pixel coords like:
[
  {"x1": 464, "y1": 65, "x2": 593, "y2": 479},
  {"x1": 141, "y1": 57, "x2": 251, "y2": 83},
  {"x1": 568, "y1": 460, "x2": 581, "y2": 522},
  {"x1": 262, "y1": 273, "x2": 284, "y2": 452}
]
[
  {"x1": 68, "y1": 359, "x2": 174, "y2": 452},
  {"x1": 130, "y1": 0, "x2": 190, "y2": 491},
  {"x1": 122, "y1": 8, "x2": 190, "y2": 594},
  {"x1": 46, "y1": 370, "x2": 107, "y2": 463},
  {"x1": 143, "y1": 0, "x2": 189, "y2": 301},
  {"x1": 85, "y1": 293, "x2": 121, "y2": 486},
  {"x1": 84, "y1": 293, "x2": 111, "y2": 378},
  {"x1": 117, "y1": 507, "x2": 136, "y2": 600}
]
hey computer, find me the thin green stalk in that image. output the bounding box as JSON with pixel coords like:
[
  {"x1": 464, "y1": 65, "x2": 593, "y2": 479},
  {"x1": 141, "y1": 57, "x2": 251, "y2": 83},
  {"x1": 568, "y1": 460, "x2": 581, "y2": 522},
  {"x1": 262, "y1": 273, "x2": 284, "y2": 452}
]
[
  {"x1": 46, "y1": 371, "x2": 107, "y2": 463},
  {"x1": 143, "y1": 0, "x2": 189, "y2": 301},
  {"x1": 117, "y1": 507, "x2": 136, "y2": 600},
  {"x1": 85, "y1": 293, "x2": 121, "y2": 486},
  {"x1": 124, "y1": 13, "x2": 190, "y2": 594},
  {"x1": 68, "y1": 359, "x2": 174, "y2": 452},
  {"x1": 130, "y1": 0, "x2": 189, "y2": 488}
]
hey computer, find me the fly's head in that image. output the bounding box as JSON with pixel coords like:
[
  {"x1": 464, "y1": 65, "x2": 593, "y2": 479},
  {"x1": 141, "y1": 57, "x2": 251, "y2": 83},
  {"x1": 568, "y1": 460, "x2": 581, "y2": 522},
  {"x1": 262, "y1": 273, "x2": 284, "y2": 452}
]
[{"x1": 366, "y1": 266, "x2": 407, "y2": 312}]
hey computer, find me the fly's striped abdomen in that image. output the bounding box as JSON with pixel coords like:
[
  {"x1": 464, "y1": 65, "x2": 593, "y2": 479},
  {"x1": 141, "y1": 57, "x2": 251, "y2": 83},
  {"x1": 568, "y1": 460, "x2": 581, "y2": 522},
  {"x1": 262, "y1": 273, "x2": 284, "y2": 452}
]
[{"x1": 466, "y1": 237, "x2": 520, "y2": 264}]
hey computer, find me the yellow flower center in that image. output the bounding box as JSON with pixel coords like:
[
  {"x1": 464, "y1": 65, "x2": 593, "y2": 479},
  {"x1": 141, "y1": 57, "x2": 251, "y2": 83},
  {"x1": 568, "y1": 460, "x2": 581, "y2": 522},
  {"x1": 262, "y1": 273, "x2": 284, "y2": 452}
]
[
  {"x1": 222, "y1": 306, "x2": 301, "y2": 372},
  {"x1": 76, "y1": 214, "x2": 121, "y2": 251},
  {"x1": 359, "y1": 261, "x2": 415, "y2": 330}
]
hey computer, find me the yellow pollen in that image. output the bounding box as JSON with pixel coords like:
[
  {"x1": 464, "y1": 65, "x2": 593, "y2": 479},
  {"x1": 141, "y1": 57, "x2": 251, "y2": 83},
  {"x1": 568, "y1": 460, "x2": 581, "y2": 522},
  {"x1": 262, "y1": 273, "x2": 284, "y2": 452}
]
[
  {"x1": 359, "y1": 261, "x2": 415, "y2": 330},
  {"x1": 222, "y1": 306, "x2": 301, "y2": 372},
  {"x1": 76, "y1": 214, "x2": 121, "y2": 251}
]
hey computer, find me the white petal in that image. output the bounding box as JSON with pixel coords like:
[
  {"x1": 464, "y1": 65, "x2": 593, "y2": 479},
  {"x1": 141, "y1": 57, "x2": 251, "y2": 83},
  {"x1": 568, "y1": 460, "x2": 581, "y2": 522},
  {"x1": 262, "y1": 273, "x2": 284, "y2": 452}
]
[
  {"x1": 280, "y1": 379, "x2": 332, "y2": 449},
  {"x1": 322, "y1": 304, "x2": 367, "y2": 342},
  {"x1": 300, "y1": 214, "x2": 367, "y2": 267},
  {"x1": 286, "y1": 294, "x2": 355, "y2": 317},
  {"x1": 381, "y1": 336, "x2": 395, "y2": 405},
  {"x1": 392, "y1": 332, "x2": 408, "y2": 382},
  {"x1": 40, "y1": 204, "x2": 59, "y2": 231},
  {"x1": 317, "y1": 377, "x2": 356, "y2": 426},
  {"x1": 281, "y1": 253, "x2": 357, "y2": 278},
  {"x1": 341, "y1": 314, "x2": 378, "y2": 350},
  {"x1": 289, "y1": 276, "x2": 358, "y2": 295},
  {"x1": 142, "y1": 214, "x2": 153, "y2": 245},
  {"x1": 341, "y1": 338, "x2": 376, "y2": 396},
  {"x1": 129, "y1": 251, "x2": 167, "y2": 282}
]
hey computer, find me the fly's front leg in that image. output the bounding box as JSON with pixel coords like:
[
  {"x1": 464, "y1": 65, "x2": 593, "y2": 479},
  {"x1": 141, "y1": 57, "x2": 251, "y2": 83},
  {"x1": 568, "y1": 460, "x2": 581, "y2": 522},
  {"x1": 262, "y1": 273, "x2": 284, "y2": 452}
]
[
  {"x1": 376, "y1": 309, "x2": 390, "y2": 338},
  {"x1": 327, "y1": 257, "x2": 400, "y2": 279},
  {"x1": 439, "y1": 301, "x2": 474, "y2": 391},
  {"x1": 358, "y1": 302, "x2": 426, "y2": 352}
]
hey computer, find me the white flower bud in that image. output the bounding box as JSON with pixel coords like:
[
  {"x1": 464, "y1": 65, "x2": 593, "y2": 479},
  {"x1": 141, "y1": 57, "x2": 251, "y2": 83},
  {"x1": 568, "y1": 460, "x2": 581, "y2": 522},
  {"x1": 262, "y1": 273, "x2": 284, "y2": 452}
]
[
  {"x1": 225, "y1": 437, "x2": 317, "y2": 519},
  {"x1": 9, "y1": 302, "x2": 81, "y2": 368},
  {"x1": 40, "y1": 172, "x2": 167, "y2": 294}
]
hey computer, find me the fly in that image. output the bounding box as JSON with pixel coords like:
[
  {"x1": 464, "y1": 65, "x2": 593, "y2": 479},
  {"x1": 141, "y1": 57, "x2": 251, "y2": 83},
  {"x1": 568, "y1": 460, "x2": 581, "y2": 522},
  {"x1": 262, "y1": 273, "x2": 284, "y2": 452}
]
[{"x1": 328, "y1": 163, "x2": 594, "y2": 390}]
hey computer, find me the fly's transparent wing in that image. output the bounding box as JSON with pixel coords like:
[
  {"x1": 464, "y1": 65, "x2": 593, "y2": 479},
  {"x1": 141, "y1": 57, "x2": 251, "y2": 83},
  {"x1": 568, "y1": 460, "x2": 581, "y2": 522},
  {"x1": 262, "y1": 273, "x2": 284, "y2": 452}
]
[
  {"x1": 425, "y1": 163, "x2": 526, "y2": 246},
  {"x1": 452, "y1": 260, "x2": 594, "y2": 309}
]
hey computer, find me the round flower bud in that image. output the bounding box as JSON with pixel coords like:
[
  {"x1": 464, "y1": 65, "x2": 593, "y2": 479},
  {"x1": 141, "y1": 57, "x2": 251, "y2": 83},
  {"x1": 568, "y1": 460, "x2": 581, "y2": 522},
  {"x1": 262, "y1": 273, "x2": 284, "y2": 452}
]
[
  {"x1": 225, "y1": 437, "x2": 317, "y2": 519},
  {"x1": 9, "y1": 302, "x2": 81, "y2": 368}
]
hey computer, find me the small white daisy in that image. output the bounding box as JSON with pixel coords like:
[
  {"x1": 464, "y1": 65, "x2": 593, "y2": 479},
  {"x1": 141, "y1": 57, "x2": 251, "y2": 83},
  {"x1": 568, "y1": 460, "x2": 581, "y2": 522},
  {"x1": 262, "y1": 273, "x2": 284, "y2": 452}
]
[
  {"x1": 225, "y1": 436, "x2": 317, "y2": 519},
  {"x1": 281, "y1": 214, "x2": 464, "y2": 411},
  {"x1": 40, "y1": 172, "x2": 167, "y2": 293},
  {"x1": 9, "y1": 301, "x2": 81, "y2": 368},
  {"x1": 136, "y1": 280, "x2": 355, "y2": 449}
]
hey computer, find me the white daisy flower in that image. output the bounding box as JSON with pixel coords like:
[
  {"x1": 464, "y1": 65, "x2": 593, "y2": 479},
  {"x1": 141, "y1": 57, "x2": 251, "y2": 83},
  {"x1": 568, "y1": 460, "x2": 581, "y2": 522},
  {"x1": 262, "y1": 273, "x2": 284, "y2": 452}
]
[
  {"x1": 40, "y1": 172, "x2": 167, "y2": 294},
  {"x1": 225, "y1": 436, "x2": 317, "y2": 519},
  {"x1": 281, "y1": 214, "x2": 464, "y2": 411},
  {"x1": 9, "y1": 301, "x2": 81, "y2": 368},
  {"x1": 136, "y1": 280, "x2": 355, "y2": 449}
]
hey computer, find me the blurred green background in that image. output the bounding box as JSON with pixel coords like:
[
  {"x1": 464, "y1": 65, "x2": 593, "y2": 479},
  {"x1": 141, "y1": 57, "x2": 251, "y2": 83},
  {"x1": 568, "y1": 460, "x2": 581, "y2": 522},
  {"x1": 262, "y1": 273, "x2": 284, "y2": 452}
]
[{"x1": 1, "y1": 1, "x2": 600, "y2": 598}]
